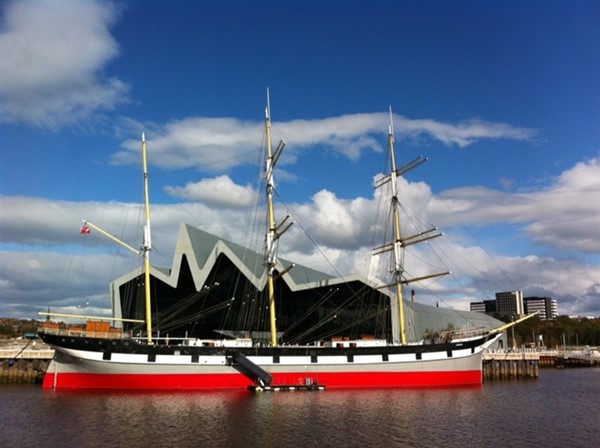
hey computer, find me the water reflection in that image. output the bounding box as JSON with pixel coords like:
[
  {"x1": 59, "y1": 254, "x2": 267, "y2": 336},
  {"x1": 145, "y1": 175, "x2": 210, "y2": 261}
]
[
  {"x1": 11, "y1": 387, "x2": 489, "y2": 447},
  {"x1": 2, "y1": 370, "x2": 599, "y2": 448}
]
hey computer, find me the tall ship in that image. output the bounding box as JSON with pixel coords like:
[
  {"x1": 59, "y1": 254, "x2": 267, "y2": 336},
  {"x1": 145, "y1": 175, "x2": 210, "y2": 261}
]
[{"x1": 38, "y1": 97, "x2": 529, "y2": 390}]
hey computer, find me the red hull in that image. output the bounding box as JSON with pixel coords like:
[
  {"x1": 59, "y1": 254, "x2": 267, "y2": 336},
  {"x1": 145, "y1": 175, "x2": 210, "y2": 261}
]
[{"x1": 43, "y1": 370, "x2": 482, "y2": 390}]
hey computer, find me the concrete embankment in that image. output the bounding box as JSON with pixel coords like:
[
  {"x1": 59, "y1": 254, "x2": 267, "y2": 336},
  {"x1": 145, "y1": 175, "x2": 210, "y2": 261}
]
[{"x1": 0, "y1": 340, "x2": 54, "y2": 384}]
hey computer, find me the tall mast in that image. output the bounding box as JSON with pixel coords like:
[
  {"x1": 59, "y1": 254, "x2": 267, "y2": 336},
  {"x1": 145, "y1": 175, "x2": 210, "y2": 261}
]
[
  {"x1": 141, "y1": 133, "x2": 153, "y2": 344},
  {"x1": 74, "y1": 133, "x2": 154, "y2": 342},
  {"x1": 264, "y1": 90, "x2": 291, "y2": 347},
  {"x1": 387, "y1": 110, "x2": 408, "y2": 345},
  {"x1": 374, "y1": 108, "x2": 434, "y2": 345}
]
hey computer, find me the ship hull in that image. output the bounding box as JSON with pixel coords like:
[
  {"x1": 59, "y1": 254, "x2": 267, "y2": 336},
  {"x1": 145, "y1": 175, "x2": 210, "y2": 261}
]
[
  {"x1": 43, "y1": 367, "x2": 482, "y2": 389},
  {"x1": 39, "y1": 333, "x2": 494, "y2": 390}
]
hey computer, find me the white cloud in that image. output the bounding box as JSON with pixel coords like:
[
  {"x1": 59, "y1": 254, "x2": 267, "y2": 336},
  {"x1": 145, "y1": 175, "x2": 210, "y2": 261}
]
[
  {"x1": 0, "y1": 0, "x2": 127, "y2": 129},
  {"x1": 0, "y1": 194, "x2": 261, "y2": 262},
  {"x1": 0, "y1": 250, "x2": 121, "y2": 317},
  {"x1": 292, "y1": 190, "x2": 369, "y2": 249},
  {"x1": 165, "y1": 175, "x2": 259, "y2": 208},
  {"x1": 112, "y1": 113, "x2": 537, "y2": 172},
  {"x1": 434, "y1": 157, "x2": 600, "y2": 253},
  {"x1": 113, "y1": 118, "x2": 264, "y2": 171},
  {"x1": 396, "y1": 117, "x2": 537, "y2": 147}
]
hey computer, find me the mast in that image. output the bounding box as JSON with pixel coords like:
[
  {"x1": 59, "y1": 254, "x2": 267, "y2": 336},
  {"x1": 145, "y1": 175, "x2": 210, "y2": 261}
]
[
  {"x1": 265, "y1": 91, "x2": 278, "y2": 347},
  {"x1": 74, "y1": 134, "x2": 153, "y2": 342},
  {"x1": 387, "y1": 110, "x2": 408, "y2": 345},
  {"x1": 264, "y1": 90, "x2": 291, "y2": 347},
  {"x1": 141, "y1": 133, "x2": 153, "y2": 344},
  {"x1": 374, "y1": 107, "x2": 434, "y2": 345}
]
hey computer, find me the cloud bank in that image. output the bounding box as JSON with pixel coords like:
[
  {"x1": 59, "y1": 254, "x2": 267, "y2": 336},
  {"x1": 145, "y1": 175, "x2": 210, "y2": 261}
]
[
  {"x1": 1, "y1": 156, "x2": 599, "y2": 318},
  {"x1": 0, "y1": 0, "x2": 128, "y2": 129},
  {"x1": 433, "y1": 157, "x2": 600, "y2": 253}
]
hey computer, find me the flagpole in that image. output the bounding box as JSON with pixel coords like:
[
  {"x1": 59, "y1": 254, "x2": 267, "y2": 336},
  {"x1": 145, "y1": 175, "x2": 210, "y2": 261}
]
[{"x1": 80, "y1": 221, "x2": 140, "y2": 256}]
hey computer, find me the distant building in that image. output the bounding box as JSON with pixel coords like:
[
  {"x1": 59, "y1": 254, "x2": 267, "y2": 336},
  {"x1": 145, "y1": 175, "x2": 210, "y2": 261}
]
[
  {"x1": 524, "y1": 296, "x2": 558, "y2": 320},
  {"x1": 470, "y1": 302, "x2": 485, "y2": 313},
  {"x1": 495, "y1": 291, "x2": 525, "y2": 318},
  {"x1": 470, "y1": 291, "x2": 558, "y2": 320},
  {"x1": 470, "y1": 300, "x2": 497, "y2": 314}
]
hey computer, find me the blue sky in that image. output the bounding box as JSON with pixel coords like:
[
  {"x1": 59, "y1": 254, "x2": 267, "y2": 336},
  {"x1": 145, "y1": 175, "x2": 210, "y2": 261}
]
[{"x1": 1, "y1": 0, "x2": 599, "y2": 320}]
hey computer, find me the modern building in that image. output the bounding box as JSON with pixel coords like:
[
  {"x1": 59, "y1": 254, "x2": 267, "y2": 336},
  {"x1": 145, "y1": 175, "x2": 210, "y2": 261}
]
[
  {"x1": 495, "y1": 291, "x2": 525, "y2": 318},
  {"x1": 524, "y1": 296, "x2": 558, "y2": 320},
  {"x1": 109, "y1": 223, "x2": 504, "y2": 343},
  {"x1": 470, "y1": 292, "x2": 559, "y2": 321},
  {"x1": 470, "y1": 300, "x2": 497, "y2": 314}
]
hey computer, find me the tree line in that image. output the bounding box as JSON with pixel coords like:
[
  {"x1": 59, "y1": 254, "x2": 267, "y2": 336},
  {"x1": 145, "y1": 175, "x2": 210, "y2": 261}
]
[
  {"x1": 0, "y1": 318, "x2": 40, "y2": 339},
  {"x1": 496, "y1": 314, "x2": 600, "y2": 348}
]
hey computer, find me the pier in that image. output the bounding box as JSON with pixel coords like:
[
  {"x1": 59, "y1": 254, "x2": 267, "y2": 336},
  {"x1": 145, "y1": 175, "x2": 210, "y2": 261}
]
[
  {"x1": 483, "y1": 347, "x2": 600, "y2": 380},
  {"x1": 483, "y1": 350, "x2": 540, "y2": 380},
  {"x1": 556, "y1": 347, "x2": 600, "y2": 367}
]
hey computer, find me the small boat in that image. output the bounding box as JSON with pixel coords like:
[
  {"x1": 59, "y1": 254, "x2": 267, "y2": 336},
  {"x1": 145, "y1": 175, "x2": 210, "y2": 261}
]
[{"x1": 39, "y1": 95, "x2": 533, "y2": 390}]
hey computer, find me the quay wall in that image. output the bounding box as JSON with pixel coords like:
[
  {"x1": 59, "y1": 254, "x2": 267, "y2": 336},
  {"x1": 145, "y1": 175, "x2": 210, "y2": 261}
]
[
  {"x1": 0, "y1": 358, "x2": 49, "y2": 384},
  {"x1": 483, "y1": 347, "x2": 600, "y2": 379},
  {"x1": 0, "y1": 342, "x2": 54, "y2": 384},
  {"x1": 539, "y1": 355, "x2": 557, "y2": 367},
  {"x1": 557, "y1": 349, "x2": 600, "y2": 367},
  {"x1": 483, "y1": 351, "x2": 540, "y2": 380}
]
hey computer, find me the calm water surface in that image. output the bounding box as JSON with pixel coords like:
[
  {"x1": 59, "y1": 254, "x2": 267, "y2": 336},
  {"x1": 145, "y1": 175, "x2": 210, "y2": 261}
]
[{"x1": 2, "y1": 369, "x2": 598, "y2": 448}]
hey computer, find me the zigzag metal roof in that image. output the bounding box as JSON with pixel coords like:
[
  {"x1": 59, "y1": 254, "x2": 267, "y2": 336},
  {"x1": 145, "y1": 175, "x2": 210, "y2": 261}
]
[
  {"x1": 110, "y1": 223, "x2": 504, "y2": 337},
  {"x1": 112, "y1": 223, "x2": 382, "y2": 296}
]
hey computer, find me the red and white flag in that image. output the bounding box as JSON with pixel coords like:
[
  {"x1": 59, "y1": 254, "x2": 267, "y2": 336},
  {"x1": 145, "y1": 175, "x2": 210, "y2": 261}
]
[{"x1": 80, "y1": 224, "x2": 91, "y2": 234}]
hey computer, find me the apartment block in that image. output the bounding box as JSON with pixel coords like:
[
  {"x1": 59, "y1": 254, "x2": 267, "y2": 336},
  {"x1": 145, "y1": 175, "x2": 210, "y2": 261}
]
[{"x1": 524, "y1": 296, "x2": 558, "y2": 320}]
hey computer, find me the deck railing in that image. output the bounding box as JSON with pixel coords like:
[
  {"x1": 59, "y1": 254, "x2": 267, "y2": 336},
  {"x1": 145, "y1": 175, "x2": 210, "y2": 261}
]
[{"x1": 38, "y1": 326, "x2": 133, "y2": 340}]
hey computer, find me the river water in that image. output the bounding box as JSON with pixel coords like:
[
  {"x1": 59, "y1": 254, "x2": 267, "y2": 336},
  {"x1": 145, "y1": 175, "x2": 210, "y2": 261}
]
[{"x1": 1, "y1": 368, "x2": 598, "y2": 448}]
